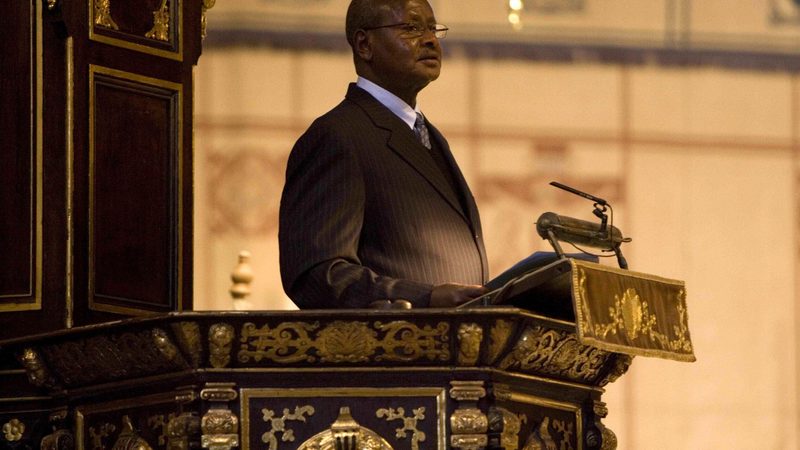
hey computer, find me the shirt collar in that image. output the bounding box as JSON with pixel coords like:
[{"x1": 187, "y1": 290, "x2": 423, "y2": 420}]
[{"x1": 356, "y1": 76, "x2": 421, "y2": 130}]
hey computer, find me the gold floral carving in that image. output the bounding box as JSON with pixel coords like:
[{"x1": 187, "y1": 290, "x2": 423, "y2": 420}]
[
  {"x1": 19, "y1": 347, "x2": 55, "y2": 388},
  {"x1": 597, "y1": 354, "x2": 634, "y2": 387},
  {"x1": 376, "y1": 407, "x2": 426, "y2": 450},
  {"x1": 486, "y1": 319, "x2": 514, "y2": 364},
  {"x1": 2, "y1": 419, "x2": 24, "y2": 441},
  {"x1": 494, "y1": 408, "x2": 526, "y2": 450},
  {"x1": 457, "y1": 323, "x2": 482, "y2": 366},
  {"x1": 498, "y1": 326, "x2": 609, "y2": 382},
  {"x1": 238, "y1": 320, "x2": 450, "y2": 364},
  {"x1": 172, "y1": 321, "x2": 202, "y2": 367},
  {"x1": 201, "y1": 0, "x2": 217, "y2": 39},
  {"x1": 317, "y1": 321, "x2": 379, "y2": 362},
  {"x1": 261, "y1": 405, "x2": 315, "y2": 450},
  {"x1": 94, "y1": 0, "x2": 119, "y2": 30},
  {"x1": 450, "y1": 408, "x2": 488, "y2": 435},
  {"x1": 145, "y1": 0, "x2": 170, "y2": 41},
  {"x1": 112, "y1": 416, "x2": 154, "y2": 450},
  {"x1": 209, "y1": 323, "x2": 234, "y2": 368},
  {"x1": 551, "y1": 419, "x2": 575, "y2": 450},
  {"x1": 152, "y1": 328, "x2": 181, "y2": 364},
  {"x1": 298, "y1": 407, "x2": 393, "y2": 450}
]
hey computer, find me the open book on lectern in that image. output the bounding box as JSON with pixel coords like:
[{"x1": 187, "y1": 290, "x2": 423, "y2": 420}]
[{"x1": 458, "y1": 252, "x2": 596, "y2": 320}]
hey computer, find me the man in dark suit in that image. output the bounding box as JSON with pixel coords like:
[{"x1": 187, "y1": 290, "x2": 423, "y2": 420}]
[{"x1": 279, "y1": 0, "x2": 488, "y2": 309}]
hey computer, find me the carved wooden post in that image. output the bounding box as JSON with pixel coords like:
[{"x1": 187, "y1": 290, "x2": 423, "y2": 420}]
[
  {"x1": 449, "y1": 381, "x2": 488, "y2": 450},
  {"x1": 200, "y1": 383, "x2": 239, "y2": 450}
]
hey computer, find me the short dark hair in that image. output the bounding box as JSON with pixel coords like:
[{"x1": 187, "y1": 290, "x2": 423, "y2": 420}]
[{"x1": 345, "y1": 0, "x2": 404, "y2": 48}]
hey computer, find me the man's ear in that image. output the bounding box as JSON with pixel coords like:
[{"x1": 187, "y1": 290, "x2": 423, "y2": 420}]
[{"x1": 353, "y1": 29, "x2": 373, "y2": 61}]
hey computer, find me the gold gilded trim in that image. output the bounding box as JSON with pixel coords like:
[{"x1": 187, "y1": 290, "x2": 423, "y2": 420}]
[
  {"x1": 89, "y1": 0, "x2": 182, "y2": 61},
  {"x1": 240, "y1": 387, "x2": 446, "y2": 450},
  {"x1": 88, "y1": 64, "x2": 184, "y2": 316},
  {"x1": 1, "y1": 0, "x2": 44, "y2": 312},
  {"x1": 65, "y1": 36, "x2": 74, "y2": 327},
  {"x1": 492, "y1": 386, "x2": 583, "y2": 450}
]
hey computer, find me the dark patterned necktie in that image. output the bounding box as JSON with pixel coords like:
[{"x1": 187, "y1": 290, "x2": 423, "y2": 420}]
[{"x1": 414, "y1": 112, "x2": 431, "y2": 150}]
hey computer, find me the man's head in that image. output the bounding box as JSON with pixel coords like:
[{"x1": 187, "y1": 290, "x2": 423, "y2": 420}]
[{"x1": 346, "y1": 0, "x2": 443, "y2": 107}]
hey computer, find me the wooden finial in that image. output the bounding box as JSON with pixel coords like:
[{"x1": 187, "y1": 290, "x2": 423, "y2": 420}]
[{"x1": 229, "y1": 251, "x2": 253, "y2": 301}]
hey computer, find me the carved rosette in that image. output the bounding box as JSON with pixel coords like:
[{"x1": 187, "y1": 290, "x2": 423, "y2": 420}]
[
  {"x1": 449, "y1": 381, "x2": 487, "y2": 450},
  {"x1": 2, "y1": 419, "x2": 25, "y2": 442},
  {"x1": 457, "y1": 323, "x2": 482, "y2": 366},
  {"x1": 209, "y1": 323, "x2": 235, "y2": 368},
  {"x1": 200, "y1": 383, "x2": 239, "y2": 450}
]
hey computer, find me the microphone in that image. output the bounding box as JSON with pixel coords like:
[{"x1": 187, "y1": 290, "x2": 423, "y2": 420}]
[
  {"x1": 550, "y1": 181, "x2": 607, "y2": 206},
  {"x1": 536, "y1": 212, "x2": 625, "y2": 250}
]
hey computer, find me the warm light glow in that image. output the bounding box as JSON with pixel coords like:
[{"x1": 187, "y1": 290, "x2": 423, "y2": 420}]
[
  {"x1": 509, "y1": 0, "x2": 524, "y2": 11},
  {"x1": 508, "y1": 11, "x2": 522, "y2": 30}
]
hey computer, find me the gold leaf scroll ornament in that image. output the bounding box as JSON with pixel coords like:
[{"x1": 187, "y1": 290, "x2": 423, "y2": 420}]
[{"x1": 145, "y1": 0, "x2": 170, "y2": 41}]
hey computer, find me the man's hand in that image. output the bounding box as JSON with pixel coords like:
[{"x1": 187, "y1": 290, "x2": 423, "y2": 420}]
[{"x1": 429, "y1": 283, "x2": 488, "y2": 308}]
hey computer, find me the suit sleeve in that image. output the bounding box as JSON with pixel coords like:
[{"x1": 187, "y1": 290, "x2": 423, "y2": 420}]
[{"x1": 278, "y1": 123, "x2": 434, "y2": 309}]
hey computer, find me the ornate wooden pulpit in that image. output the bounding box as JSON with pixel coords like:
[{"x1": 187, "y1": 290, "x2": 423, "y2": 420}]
[{"x1": 0, "y1": 2, "x2": 695, "y2": 449}]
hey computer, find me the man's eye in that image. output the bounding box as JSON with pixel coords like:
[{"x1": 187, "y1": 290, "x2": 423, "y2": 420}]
[{"x1": 406, "y1": 23, "x2": 424, "y2": 33}]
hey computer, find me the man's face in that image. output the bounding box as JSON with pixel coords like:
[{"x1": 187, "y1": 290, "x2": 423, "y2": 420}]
[{"x1": 367, "y1": 0, "x2": 442, "y2": 99}]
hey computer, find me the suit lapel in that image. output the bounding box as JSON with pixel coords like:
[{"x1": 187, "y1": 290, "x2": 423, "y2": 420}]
[{"x1": 346, "y1": 85, "x2": 468, "y2": 223}]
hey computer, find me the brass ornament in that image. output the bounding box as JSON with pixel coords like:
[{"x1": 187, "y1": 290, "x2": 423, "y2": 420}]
[
  {"x1": 18, "y1": 347, "x2": 56, "y2": 388},
  {"x1": 112, "y1": 416, "x2": 154, "y2": 450},
  {"x1": 376, "y1": 407, "x2": 426, "y2": 450},
  {"x1": 172, "y1": 321, "x2": 202, "y2": 367},
  {"x1": 94, "y1": 0, "x2": 119, "y2": 29},
  {"x1": 373, "y1": 321, "x2": 450, "y2": 362},
  {"x1": 201, "y1": 0, "x2": 217, "y2": 40},
  {"x1": 201, "y1": 383, "x2": 239, "y2": 450},
  {"x1": 145, "y1": 0, "x2": 170, "y2": 41},
  {"x1": 449, "y1": 381, "x2": 487, "y2": 450},
  {"x1": 493, "y1": 408, "x2": 526, "y2": 450},
  {"x1": 551, "y1": 419, "x2": 574, "y2": 450},
  {"x1": 316, "y1": 321, "x2": 379, "y2": 363},
  {"x1": 2, "y1": 419, "x2": 24, "y2": 442},
  {"x1": 486, "y1": 319, "x2": 514, "y2": 364},
  {"x1": 457, "y1": 323, "x2": 482, "y2": 366},
  {"x1": 152, "y1": 328, "x2": 180, "y2": 363},
  {"x1": 41, "y1": 427, "x2": 74, "y2": 450},
  {"x1": 521, "y1": 417, "x2": 556, "y2": 450},
  {"x1": 298, "y1": 407, "x2": 393, "y2": 450},
  {"x1": 260, "y1": 405, "x2": 315, "y2": 450},
  {"x1": 597, "y1": 354, "x2": 634, "y2": 387},
  {"x1": 147, "y1": 414, "x2": 177, "y2": 446},
  {"x1": 209, "y1": 323, "x2": 235, "y2": 368},
  {"x1": 498, "y1": 326, "x2": 609, "y2": 382}
]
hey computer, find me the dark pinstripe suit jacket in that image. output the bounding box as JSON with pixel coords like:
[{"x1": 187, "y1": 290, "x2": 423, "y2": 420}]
[{"x1": 279, "y1": 84, "x2": 488, "y2": 309}]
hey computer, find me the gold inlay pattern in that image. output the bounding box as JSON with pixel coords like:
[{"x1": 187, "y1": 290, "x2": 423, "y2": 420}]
[
  {"x1": 261, "y1": 405, "x2": 314, "y2": 450},
  {"x1": 298, "y1": 407, "x2": 393, "y2": 450},
  {"x1": 238, "y1": 320, "x2": 450, "y2": 365},
  {"x1": 457, "y1": 323, "x2": 482, "y2": 366},
  {"x1": 376, "y1": 407, "x2": 426, "y2": 450}
]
